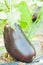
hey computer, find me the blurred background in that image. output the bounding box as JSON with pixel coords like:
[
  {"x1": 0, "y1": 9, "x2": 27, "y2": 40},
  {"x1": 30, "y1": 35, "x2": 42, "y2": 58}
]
[{"x1": 0, "y1": 0, "x2": 43, "y2": 64}]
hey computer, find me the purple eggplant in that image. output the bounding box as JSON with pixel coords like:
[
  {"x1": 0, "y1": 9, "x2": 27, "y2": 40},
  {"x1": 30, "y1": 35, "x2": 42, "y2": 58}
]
[{"x1": 3, "y1": 24, "x2": 36, "y2": 63}]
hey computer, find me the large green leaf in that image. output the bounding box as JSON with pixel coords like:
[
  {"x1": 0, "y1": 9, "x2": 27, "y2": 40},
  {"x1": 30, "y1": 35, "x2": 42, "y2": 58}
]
[{"x1": 14, "y1": 1, "x2": 32, "y2": 32}]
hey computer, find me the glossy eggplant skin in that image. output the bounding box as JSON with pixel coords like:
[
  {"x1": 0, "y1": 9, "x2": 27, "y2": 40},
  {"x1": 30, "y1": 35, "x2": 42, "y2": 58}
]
[{"x1": 3, "y1": 24, "x2": 36, "y2": 63}]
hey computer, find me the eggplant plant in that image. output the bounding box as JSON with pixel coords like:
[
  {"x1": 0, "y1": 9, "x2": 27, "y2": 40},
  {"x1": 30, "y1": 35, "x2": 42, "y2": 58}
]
[{"x1": 0, "y1": 0, "x2": 43, "y2": 40}]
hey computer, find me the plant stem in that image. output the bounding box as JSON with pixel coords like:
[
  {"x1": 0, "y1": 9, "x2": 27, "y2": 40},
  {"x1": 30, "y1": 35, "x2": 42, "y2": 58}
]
[{"x1": 4, "y1": 0, "x2": 10, "y2": 12}]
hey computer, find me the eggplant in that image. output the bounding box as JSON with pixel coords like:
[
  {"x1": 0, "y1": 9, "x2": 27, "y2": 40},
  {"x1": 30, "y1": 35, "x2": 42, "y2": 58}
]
[
  {"x1": 32, "y1": 6, "x2": 41, "y2": 22},
  {"x1": 3, "y1": 24, "x2": 36, "y2": 63},
  {"x1": 32, "y1": 13, "x2": 37, "y2": 22}
]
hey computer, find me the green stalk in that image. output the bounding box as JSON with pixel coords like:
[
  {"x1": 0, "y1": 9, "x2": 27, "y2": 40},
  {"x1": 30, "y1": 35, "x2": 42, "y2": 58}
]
[{"x1": 4, "y1": 0, "x2": 10, "y2": 12}]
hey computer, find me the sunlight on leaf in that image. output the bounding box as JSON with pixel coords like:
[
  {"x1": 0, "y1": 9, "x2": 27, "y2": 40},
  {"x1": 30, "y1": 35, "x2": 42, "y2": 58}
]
[{"x1": 14, "y1": 1, "x2": 32, "y2": 32}]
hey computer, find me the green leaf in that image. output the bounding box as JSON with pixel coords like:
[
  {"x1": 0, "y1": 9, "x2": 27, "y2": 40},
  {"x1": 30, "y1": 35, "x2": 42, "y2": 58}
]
[
  {"x1": 4, "y1": 0, "x2": 15, "y2": 10},
  {"x1": 14, "y1": 1, "x2": 32, "y2": 32},
  {"x1": 0, "y1": 2, "x2": 9, "y2": 12}
]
